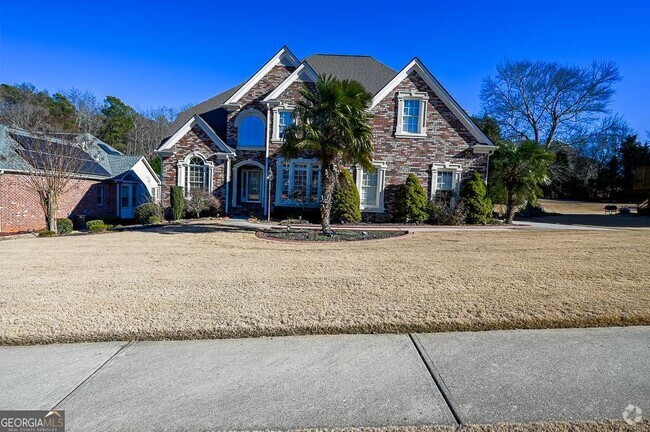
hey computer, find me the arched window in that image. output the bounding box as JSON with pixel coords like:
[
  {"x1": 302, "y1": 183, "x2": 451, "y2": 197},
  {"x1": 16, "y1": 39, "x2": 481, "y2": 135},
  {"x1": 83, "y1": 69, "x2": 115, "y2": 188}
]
[
  {"x1": 177, "y1": 153, "x2": 214, "y2": 196},
  {"x1": 236, "y1": 110, "x2": 265, "y2": 148},
  {"x1": 187, "y1": 156, "x2": 206, "y2": 192}
]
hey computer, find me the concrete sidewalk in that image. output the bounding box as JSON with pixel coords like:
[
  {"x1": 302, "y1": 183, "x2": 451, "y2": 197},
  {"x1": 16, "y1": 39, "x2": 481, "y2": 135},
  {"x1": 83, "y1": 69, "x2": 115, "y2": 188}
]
[{"x1": 0, "y1": 327, "x2": 647, "y2": 431}]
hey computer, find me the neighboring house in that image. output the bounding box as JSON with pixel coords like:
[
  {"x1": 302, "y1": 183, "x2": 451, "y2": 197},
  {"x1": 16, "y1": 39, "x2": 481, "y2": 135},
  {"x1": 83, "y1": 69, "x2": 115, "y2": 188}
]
[
  {"x1": 0, "y1": 125, "x2": 160, "y2": 233},
  {"x1": 156, "y1": 46, "x2": 496, "y2": 220}
]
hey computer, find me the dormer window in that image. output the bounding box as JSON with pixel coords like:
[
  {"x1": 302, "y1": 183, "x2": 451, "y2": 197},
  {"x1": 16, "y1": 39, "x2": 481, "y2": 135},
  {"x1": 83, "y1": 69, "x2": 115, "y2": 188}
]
[{"x1": 396, "y1": 91, "x2": 428, "y2": 138}]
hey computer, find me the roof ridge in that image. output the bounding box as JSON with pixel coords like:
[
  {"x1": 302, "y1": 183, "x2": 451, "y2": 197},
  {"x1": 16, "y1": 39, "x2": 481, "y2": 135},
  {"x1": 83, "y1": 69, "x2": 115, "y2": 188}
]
[{"x1": 308, "y1": 53, "x2": 373, "y2": 58}]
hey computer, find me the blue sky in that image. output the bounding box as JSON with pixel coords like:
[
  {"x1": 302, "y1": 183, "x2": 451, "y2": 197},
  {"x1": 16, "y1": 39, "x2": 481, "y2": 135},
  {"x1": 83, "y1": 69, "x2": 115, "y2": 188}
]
[{"x1": 1, "y1": 0, "x2": 648, "y2": 135}]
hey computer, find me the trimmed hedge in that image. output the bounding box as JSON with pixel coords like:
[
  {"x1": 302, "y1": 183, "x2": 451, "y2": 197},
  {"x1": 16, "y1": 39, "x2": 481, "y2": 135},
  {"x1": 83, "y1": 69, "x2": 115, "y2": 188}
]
[
  {"x1": 86, "y1": 219, "x2": 107, "y2": 233},
  {"x1": 135, "y1": 202, "x2": 164, "y2": 224},
  {"x1": 332, "y1": 169, "x2": 361, "y2": 223},
  {"x1": 170, "y1": 186, "x2": 184, "y2": 221},
  {"x1": 393, "y1": 174, "x2": 429, "y2": 223},
  {"x1": 56, "y1": 218, "x2": 73, "y2": 235},
  {"x1": 39, "y1": 230, "x2": 57, "y2": 237}
]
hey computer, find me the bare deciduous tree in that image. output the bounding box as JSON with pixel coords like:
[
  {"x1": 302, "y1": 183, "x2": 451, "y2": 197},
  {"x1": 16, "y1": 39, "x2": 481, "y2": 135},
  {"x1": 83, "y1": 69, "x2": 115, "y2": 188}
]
[
  {"x1": 65, "y1": 88, "x2": 103, "y2": 135},
  {"x1": 0, "y1": 101, "x2": 52, "y2": 132},
  {"x1": 126, "y1": 106, "x2": 177, "y2": 157},
  {"x1": 11, "y1": 131, "x2": 91, "y2": 232},
  {"x1": 481, "y1": 60, "x2": 621, "y2": 148}
]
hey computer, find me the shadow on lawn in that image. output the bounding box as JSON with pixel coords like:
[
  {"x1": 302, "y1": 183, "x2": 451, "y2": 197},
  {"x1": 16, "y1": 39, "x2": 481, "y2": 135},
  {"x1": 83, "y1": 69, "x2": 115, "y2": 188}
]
[
  {"x1": 131, "y1": 222, "x2": 259, "y2": 236},
  {"x1": 520, "y1": 214, "x2": 650, "y2": 228}
]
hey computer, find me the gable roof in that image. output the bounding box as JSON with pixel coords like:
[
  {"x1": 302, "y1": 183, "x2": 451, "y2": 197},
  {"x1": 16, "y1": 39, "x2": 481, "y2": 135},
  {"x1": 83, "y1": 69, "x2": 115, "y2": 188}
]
[
  {"x1": 262, "y1": 62, "x2": 319, "y2": 103},
  {"x1": 371, "y1": 58, "x2": 495, "y2": 146},
  {"x1": 223, "y1": 46, "x2": 301, "y2": 106},
  {"x1": 303, "y1": 54, "x2": 397, "y2": 95},
  {"x1": 169, "y1": 84, "x2": 242, "y2": 135},
  {"x1": 156, "y1": 115, "x2": 235, "y2": 156},
  {"x1": 0, "y1": 125, "x2": 156, "y2": 180}
]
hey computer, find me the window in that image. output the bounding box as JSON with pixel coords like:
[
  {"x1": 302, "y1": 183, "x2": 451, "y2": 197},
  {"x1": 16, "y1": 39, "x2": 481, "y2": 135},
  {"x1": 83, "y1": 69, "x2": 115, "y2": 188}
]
[
  {"x1": 177, "y1": 153, "x2": 214, "y2": 196},
  {"x1": 275, "y1": 159, "x2": 321, "y2": 206},
  {"x1": 96, "y1": 186, "x2": 104, "y2": 207},
  {"x1": 121, "y1": 185, "x2": 130, "y2": 208},
  {"x1": 361, "y1": 170, "x2": 379, "y2": 207},
  {"x1": 187, "y1": 157, "x2": 207, "y2": 192},
  {"x1": 237, "y1": 111, "x2": 265, "y2": 148},
  {"x1": 278, "y1": 111, "x2": 293, "y2": 139},
  {"x1": 431, "y1": 163, "x2": 462, "y2": 207},
  {"x1": 402, "y1": 100, "x2": 421, "y2": 134},
  {"x1": 396, "y1": 91, "x2": 428, "y2": 137},
  {"x1": 355, "y1": 162, "x2": 387, "y2": 211},
  {"x1": 272, "y1": 108, "x2": 295, "y2": 141},
  {"x1": 436, "y1": 171, "x2": 454, "y2": 191}
]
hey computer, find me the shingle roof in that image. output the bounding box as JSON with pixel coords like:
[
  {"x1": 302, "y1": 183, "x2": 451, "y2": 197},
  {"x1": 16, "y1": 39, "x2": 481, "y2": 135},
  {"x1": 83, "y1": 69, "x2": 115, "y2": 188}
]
[
  {"x1": 0, "y1": 125, "x2": 143, "y2": 179},
  {"x1": 107, "y1": 155, "x2": 143, "y2": 177},
  {"x1": 169, "y1": 84, "x2": 242, "y2": 136},
  {"x1": 303, "y1": 54, "x2": 397, "y2": 96},
  {"x1": 164, "y1": 54, "x2": 398, "y2": 146}
]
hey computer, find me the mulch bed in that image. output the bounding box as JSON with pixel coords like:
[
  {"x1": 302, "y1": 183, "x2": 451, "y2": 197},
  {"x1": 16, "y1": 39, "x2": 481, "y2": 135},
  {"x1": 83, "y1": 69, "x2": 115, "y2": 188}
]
[{"x1": 258, "y1": 228, "x2": 408, "y2": 242}]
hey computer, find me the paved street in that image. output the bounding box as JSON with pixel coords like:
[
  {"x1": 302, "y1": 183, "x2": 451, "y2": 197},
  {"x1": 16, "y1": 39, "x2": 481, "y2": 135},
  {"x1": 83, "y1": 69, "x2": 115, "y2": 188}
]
[{"x1": 0, "y1": 327, "x2": 648, "y2": 431}]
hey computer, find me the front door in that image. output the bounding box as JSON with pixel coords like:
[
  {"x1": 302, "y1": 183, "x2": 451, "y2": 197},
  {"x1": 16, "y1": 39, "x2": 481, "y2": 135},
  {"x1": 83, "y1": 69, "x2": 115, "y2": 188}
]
[
  {"x1": 242, "y1": 169, "x2": 262, "y2": 203},
  {"x1": 120, "y1": 184, "x2": 136, "y2": 219}
]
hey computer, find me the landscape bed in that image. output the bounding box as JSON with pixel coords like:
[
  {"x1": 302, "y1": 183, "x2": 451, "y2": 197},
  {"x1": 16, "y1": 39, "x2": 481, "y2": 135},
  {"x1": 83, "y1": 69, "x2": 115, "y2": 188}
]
[{"x1": 0, "y1": 223, "x2": 648, "y2": 345}]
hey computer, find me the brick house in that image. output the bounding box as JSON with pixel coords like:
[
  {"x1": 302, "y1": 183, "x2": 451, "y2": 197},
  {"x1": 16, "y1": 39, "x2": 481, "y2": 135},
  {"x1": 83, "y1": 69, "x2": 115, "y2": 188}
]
[
  {"x1": 0, "y1": 126, "x2": 160, "y2": 233},
  {"x1": 156, "y1": 47, "x2": 496, "y2": 220}
]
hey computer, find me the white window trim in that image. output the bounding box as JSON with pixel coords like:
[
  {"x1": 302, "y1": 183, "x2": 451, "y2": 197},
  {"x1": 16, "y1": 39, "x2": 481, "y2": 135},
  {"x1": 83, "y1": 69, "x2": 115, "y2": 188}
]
[
  {"x1": 234, "y1": 108, "x2": 266, "y2": 150},
  {"x1": 355, "y1": 162, "x2": 387, "y2": 212},
  {"x1": 241, "y1": 168, "x2": 262, "y2": 203},
  {"x1": 430, "y1": 162, "x2": 462, "y2": 203},
  {"x1": 177, "y1": 152, "x2": 214, "y2": 197},
  {"x1": 274, "y1": 157, "x2": 321, "y2": 207},
  {"x1": 271, "y1": 105, "x2": 295, "y2": 143},
  {"x1": 396, "y1": 91, "x2": 428, "y2": 138}
]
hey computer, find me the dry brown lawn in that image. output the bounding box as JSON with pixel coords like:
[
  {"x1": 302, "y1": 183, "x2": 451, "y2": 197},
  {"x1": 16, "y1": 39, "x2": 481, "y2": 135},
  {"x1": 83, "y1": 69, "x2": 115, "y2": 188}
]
[
  {"x1": 537, "y1": 199, "x2": 638, "y2": 215},
  {"x1": 0, "y1": 223, "x2": 648, "y2": 345}
]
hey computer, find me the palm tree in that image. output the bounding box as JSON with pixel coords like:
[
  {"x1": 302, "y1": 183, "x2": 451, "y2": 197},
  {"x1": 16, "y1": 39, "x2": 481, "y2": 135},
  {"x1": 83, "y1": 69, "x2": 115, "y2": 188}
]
[
  {"x1": 490, "y1": 140, "x2": 555, "y2": 224},
  {"x1": 280, "y1": 75, "x2": 374, "y2": 232}
]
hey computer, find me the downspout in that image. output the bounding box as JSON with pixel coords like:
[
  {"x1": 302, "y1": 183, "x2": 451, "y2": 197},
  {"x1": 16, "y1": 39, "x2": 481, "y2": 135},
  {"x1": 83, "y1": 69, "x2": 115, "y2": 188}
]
[
  {"x1": 264, "y1": 106, "x2": 271, "y2": 219},
  {"x1": 225, "y1": 157, "x2": 231, "y2": 215}
]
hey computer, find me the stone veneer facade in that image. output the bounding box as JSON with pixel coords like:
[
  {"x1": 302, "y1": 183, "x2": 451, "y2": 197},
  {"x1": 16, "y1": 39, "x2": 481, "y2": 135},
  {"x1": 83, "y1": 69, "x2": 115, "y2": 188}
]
[{"x1": 160, "y1": 61, "x2": 490, "y2": 220}]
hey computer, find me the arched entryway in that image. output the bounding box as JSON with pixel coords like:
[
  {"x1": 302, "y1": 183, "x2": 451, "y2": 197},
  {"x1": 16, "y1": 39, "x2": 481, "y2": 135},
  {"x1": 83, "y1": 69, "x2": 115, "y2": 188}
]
[{"x1": 231, "y1": 160, "x2": 265, "y2": 211}]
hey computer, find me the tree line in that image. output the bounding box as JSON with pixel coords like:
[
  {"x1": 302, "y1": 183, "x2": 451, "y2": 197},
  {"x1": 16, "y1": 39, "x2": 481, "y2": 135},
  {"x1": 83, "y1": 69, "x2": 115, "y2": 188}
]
[
  {"x1": 477, "y1": 59, "x2": 650, "y2": 204},
  {"x1": 0, "y1": 83, "x2": 181, "y2": 166}
]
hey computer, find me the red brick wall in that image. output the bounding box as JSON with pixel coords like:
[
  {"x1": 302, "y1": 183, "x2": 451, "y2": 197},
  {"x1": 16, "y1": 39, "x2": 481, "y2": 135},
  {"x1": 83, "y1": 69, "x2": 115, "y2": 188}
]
[
  {"x1": 225, "y1": 65, "x2": 295, "y2": 148},
  {"x1": 159, "y1": 65, "x2": 489, "y2": 219},
  {"x1": 0, "y1": 173, "x2": 116, "y2": 233},
  {"x1": 160, "y1": 125, "x2": 227, "y2": 207},
  {"x1": 369, "y1": 71, "x2": 488, "y2": 216}
]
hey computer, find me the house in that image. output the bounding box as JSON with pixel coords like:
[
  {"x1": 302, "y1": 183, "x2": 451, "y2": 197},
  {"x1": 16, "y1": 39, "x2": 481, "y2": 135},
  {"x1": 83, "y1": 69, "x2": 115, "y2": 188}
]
[
  {"x1": 156, "y1": 47, "x2": 496, "y2": 220},
  {"x1": 0, "y1": 125, "x2": 160, "y2": 233}
]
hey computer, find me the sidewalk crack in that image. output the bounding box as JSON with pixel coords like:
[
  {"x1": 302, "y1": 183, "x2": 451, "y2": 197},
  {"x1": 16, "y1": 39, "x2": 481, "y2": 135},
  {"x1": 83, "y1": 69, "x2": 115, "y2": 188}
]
[{"x1": 51, "y1": 341, "x2": 133, "y2": 410}]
